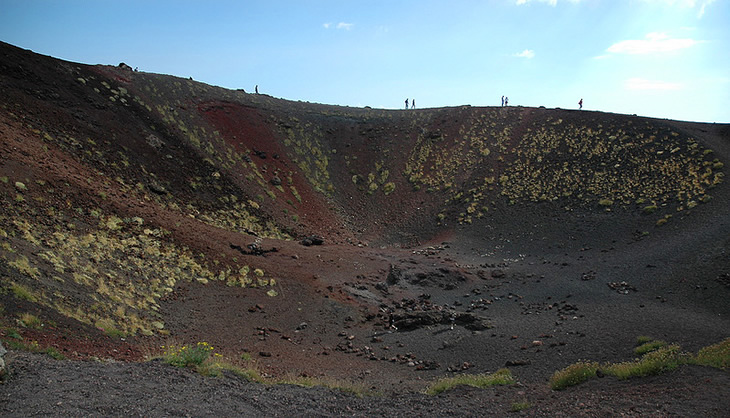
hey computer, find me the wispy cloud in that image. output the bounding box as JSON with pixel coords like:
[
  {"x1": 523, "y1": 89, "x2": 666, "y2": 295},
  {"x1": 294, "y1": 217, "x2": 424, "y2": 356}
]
[
  {"x1": 637, "y1": 0, "x2": 717, "y2": 18},
  {"x1": 625, "y1": 77, "x2": 683, "y2": 90},
  {"x1": 697, "y1": 0, "x2": 717, "y2": 17},
  {"x1": 323, "y1": 22, "x2": 354, "y2": 30},
  {"x1": 515, "y1": 0, "x2": 582, "y2": 6},
  {"x1": 513, "y1": 49, "x2": 535, "y2": 59},
  {"x1": 607, "y1": 32, "x2": 699, "y2": 54}
]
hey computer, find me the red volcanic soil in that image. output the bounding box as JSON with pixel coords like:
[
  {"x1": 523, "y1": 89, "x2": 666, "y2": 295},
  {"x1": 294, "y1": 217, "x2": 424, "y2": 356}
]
[{"x1": 1, "y1": 41, "x2": 729, "y2": 416}]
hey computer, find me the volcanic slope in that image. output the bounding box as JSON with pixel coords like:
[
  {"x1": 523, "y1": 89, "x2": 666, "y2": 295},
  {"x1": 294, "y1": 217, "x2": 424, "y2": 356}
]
[{"x1": 1, "y1": 41, "x2": 729, "y2": 413}]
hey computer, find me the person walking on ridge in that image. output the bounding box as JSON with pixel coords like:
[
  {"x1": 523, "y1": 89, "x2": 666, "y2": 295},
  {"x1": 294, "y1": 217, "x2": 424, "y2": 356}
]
[
  {"x1": 501, "y1": 96, "x2": 504, "y2": 107},
  {"x1": 579, "y1": 98, "x2": 583, "y2": 110},
  {"x1": 405, "y1": 98, "x2": 409, "y2": 109},
  {"x1": 412, "y1": 99, "x2": 416, "y2": 109}
]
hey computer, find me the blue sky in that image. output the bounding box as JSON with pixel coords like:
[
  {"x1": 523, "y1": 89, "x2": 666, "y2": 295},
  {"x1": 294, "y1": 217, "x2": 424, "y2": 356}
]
[{"x1": 1, "y1": 0, "x2": 728, "y2": 122}]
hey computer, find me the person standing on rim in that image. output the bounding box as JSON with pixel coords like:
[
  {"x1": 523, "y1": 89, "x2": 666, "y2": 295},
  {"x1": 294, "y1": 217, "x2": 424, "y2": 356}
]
[
  {"x1": 579, "y1": 98, "x2": 583, "y2": 110},
  {"x1": 405, "y1": 98, "x2": 409, "y2": 109}
]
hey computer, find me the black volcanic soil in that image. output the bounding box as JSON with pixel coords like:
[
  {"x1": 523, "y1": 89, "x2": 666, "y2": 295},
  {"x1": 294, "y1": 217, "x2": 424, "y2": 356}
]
[{"x1": 0, "y1": 41, "x2": 729, "y2": 416}]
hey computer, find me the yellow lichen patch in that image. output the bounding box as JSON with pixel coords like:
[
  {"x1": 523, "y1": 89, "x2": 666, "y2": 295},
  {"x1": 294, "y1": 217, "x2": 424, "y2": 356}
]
[{"x1": 1, "y1": 209, "x2": 279, "y2": 335}]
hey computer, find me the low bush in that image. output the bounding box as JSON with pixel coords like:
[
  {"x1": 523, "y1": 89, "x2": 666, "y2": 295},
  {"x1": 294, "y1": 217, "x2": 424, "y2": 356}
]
[
  {"x1": 3, "y1": 338, "x2": 65, "y2": 360},
  {"x1": 510, "y1": 400, "x2": 531, "y2": 412},
  {"x1": 634, "y1": 339, "x2": 667, "y2": 356},
  {"x1": 18, "y1": 313, "x2": 43, "y2": 329},
  {"x1": 425, "y1": 368, "x2": 515, "y2": 395},
  {"x1": 692, "y1": 338, "x2": 730, "y2": 369},
  {"x1": 549, "y1": 361, "x2": 599, "y2": 390},
  {"x1": 10, "y1": 282, "x2": 37, "y2": 302},
  {"x1": 642, "y1": 205, "x2": 657, "y2": 214},
  {"x1": 635, "y1": 335, "x2": 653, "y2": 345},
  {"x1": 605, "y1": 345, "x2": 687, "y2": 380},
  {"x1": 195, "y1": 359, "x2": 263, "y2": 382},
  {"x1": 163, "y1": 342, "x2": 217, "y2": 368},
  {"x1": 549, "y1": 338, "x2": 730, "y2": 391}
]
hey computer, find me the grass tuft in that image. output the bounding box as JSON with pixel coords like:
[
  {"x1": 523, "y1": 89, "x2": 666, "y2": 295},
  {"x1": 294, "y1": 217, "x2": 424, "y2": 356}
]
[
  {"x1": 10, "y1": 282, "x2": 37, "y2": 302},
  {"x1": 510, "y1": 400, "x2": 532, "y2": 412},
  {"x1": 636, "y1": 335, "x2": 653, "y2": 345},
  {"x1": 549, "y1": 361, "x2": 599, "y2": 390},
  {"x1": 163, "y1": 341, "x2": 218, "y2": 368},
  {"x1": 692, "y1": 337, "x2": 730, "y2": 369},
  {"x1": 18, "y1": 313, "x2": 43, "y2": 329},
  {"x1": 2, "y1": 338, "x2": 66, "y2": 360},
  {"x1": 549, "y1": 338, "x2": 730, "y2": 390},
  {"x1": 95, "y1": 318, "x2": 125, "y2": 338},
  {"x1": 194, "y1": 358, "x2": 264, "y2": 382},
  {"x1": 425, "y1": 368, "x2": 515, "y2": 395},
  {"x1": 634, "y1": 339, "x2": 668, "y2": 356},
  {"x1": 605, "y1": 344, "x2": 687, "y2": 379}
]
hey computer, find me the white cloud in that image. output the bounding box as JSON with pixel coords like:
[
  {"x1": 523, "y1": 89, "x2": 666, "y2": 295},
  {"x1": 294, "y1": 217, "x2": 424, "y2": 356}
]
[
  {"x1": 513, "y1": 49, "x2": 535, "y2": 59},
  {"x1": 607, "y1": 32, "x2": 699, "y2": 54},
  {"x1": 323, "y1": 22, "x2": 354, "y2": 30},
  {"x1": 625, "y1": 78, "x2": 683, "y2": 90}
]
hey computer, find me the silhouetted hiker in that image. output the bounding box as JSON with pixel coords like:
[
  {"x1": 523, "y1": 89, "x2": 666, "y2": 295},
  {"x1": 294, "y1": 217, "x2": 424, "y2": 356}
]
[
  {"x1": 255, "y1": 85, "x2": 259, "y2": 94},
  {"x1": 505, "y1": 97, "x2": 509, "y2": 106},
  {"x1": 405, "y1": 98, "x2": 409, "y2": 109},
  {"x1": 501, "y1": 95, "x2": 504, "y2": 106},
  {"x1": 412, "y1": 99, "x2": 416, "y2": 109},
  {"x1": 579, "y1": 98, "x2": 583, "y2": 110}
]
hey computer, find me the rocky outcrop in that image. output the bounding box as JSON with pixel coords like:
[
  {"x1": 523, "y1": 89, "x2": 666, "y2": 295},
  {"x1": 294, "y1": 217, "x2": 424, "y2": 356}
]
[
  {"x1": 386, "y1": 263, "x2": 468, "y2": 289},
  {"x1": 391, "y1": 310, "x2": 491, "y2": 331}
]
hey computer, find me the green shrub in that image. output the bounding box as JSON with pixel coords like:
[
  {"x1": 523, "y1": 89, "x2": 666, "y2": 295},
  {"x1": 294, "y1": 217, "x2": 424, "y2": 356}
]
[
  {"x1": 549, "y1": 361, "x2": 599, "y2": 390},
  {"x1": 194, "y1": 359, "x2": 262, "y2": 381},
  {"x1": 550, "y1": 339, "x2": 728, "y2": 391},
  {"x1": 605, "y1": 345, "x2": 687, "y2": 379},
  {"x1": 6, "y1": 328, "x2": 22, "y2": 340},
  {"x1": 642, "y1": 205, "x2": 657, "y2": 214},
  {"x1": 163, "y1": 342, "x2": 216, "y2": 367},
  {"x1": 425, "y1": 368, "x2": 515, "y2": 395},
  {"x1": 634, "y1": 340, "x2": 667, "y2": 356},
  {"x1": 18, "y1": 313, "x2": 42, "y2": 329},
  {"x1": 3, "y1": 338, "x2": 65, "y2": 360},
  {"x1": 636, "y1": 336, "x2": 653, "y2": 345},
  {"x1": 95, "y1": 318, "x2": 125, "y2": 338},
  {"x1": 693, "y1": 338, "x2": 730, "y2": 369},
  {"x1": 510, "y1": 400, "x2": 531, "y2": 412},
  {"x1": 10, "y1": 282, "x2": 37, "y2": 302}
]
